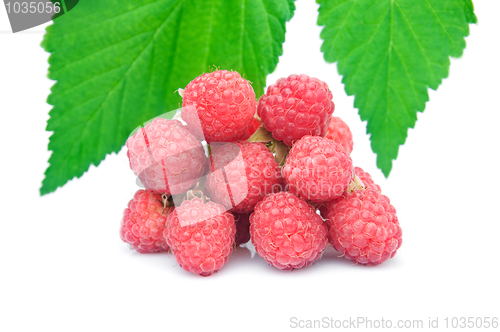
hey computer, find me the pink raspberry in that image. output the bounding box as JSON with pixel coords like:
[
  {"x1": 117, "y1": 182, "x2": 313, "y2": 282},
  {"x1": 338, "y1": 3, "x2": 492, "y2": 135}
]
[
  {"x1": 233, "y1": 212, "x2": 251, "y2": 246},
  {"x1": 120, "y1": 190, "x2": 172, "y2": 253},
  {"x1": 163, "y1": 198, "x2": 236, "y2": 276},
  {"x1": 319, "y1": 167, "x2": 380, "y2": 225},
  {"x1": 250, "y1": 192, "x2": 328, "y2": 270},
  {"x1": 257, "y1": 74, "x2": 335, "y2": 146},
  {"x1": 206, "y1": 141, "x2": 283, "y2": 213},
  {"x1": 354, "y1": 166, "x2": 381, "y2": 193},
  {"x1": 325, "y1": 188, "x2": 402, "y2": 265},
  {"x1": 181, "y1": 70, "x2": 256, "y2": 143},
  {"x1": 325, "y1": 116, "x2": 353, "y2": 154},
  {"x1": 126, "y1": 118, "x2": 207, "y2": 195},
  {"x1": 282, "y1": 135, "x2": 353, "y2": 202}
]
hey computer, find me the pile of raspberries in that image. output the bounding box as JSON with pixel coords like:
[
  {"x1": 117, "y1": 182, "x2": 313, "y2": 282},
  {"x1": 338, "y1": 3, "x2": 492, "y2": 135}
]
[{"x1": 120, "y1": 70, "x2": 403, "y2": 277}]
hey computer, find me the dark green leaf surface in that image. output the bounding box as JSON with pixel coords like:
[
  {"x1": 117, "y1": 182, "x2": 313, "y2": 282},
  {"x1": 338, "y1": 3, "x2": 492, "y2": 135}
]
[
  {"x1": 462, "y1": 0, "x2": 477, "y2": 24},
  {"x1": 50, "y1": 0, "x2": 80, "y2": 20},
  {"x1": 317, "y1": 0, "x2": 475, "y2": 176},
  {"x1": 41, "y1": 0, "x2": 295, "y2": 195}
]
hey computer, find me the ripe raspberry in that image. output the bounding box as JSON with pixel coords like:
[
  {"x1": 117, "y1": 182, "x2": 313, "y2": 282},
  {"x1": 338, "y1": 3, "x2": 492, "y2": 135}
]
[
  {"x1": 257, "y1": 74, "x2": 335, "y2": 146},
  {"x1": 181, "y1": 70, "x2": 256, "y2": 143},
  {"x1": 126, "y1": 118, "x2": 207, "y2": 195},
  {"x1": 325, "y1": 116, "x2": 354, "y2": 154},
  {"x1": 233, "y1": 212, "x2": 251, "y2": 246},
  {"x1": 318, "y1": 168, "x2": 379, "y2": 222},
  {"x1": 120, "y1": 190, "x2": 172, "y2": 253},
  {"x1": 354, "y1": 166, "x2": 381, "y2": 193},
  {"x1": 325, "y1": 188, "x2": 402, "y2": 265},
  {"x1": 250, "y1": 192, "x2": 328, "y2": 270},
  {"x1": 282, "y1": 135, "x2": 353, "y2": 202},
  {"x1": 206, "y1": 141, "x2": 283, "y2": 213},
  {"x1": 164, "y1": 198, "x2": 236, "y2": 276}
]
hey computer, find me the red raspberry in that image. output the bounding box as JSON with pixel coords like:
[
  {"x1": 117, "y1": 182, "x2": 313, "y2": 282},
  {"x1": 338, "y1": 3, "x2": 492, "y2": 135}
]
[
  {"x1": 120, "y1": 190, "x2": 172, "y2": 253},
  {"x1": 250, "y1": 192, "x2": 328, "y2": 270},
  {"x1": 206, "y1": 141, "x2": 283, "y2": 213},
  {"x1": 325, "y1": 116, "x2": 353, "y2": 154},
  {"x1": 163, "y1": 198, "x2": 236, "y2": 276},
  {"x1": 325, "y1": 188, "x2": 402, "y2": 265},
  {"x1": 181, "y1": 70, "x2": 256, "y2": 143},
  {"x1": 233, "y1": 212, "x2": 251, "y2": 246},
  {"x1": 282, "y1": 135, "x2": 353, "y2": 202},
  {"x1": 257, "y1": 74, "x2": 335, "y2": 146},
  {"x1": 126, "y1": 118, "x2": 207, "y2": 195},
  {"x1": 354, "y1": 166, "x2": 381, "y2": 193},
  {"x1": 319, "y1": 167, "x2": 380, "y2": 225}
]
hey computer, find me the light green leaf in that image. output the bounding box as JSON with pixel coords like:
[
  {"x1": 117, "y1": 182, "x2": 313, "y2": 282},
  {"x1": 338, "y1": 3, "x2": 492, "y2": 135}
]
[
  {"x1": 317, "y1": 0, "x2": 475, "y2": 176},
  {"x1": 41, "y1": 0, "x2": 295, "y2": 195}
]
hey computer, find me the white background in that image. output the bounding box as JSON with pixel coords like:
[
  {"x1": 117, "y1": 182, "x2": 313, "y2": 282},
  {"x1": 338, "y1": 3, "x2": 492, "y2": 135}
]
[{"x1": 1, "y1": 1, "x2": 499, "y2": 331}]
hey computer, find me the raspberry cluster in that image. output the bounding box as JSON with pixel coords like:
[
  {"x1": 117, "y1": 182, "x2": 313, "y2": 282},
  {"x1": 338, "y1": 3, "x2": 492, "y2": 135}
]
[{"x1": 119, "y1": 70, "x2": 403, "y2": 276}]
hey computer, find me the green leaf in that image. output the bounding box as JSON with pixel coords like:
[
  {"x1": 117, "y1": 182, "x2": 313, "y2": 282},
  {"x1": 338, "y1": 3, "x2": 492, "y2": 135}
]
[
  {"x1": 317, "y1": 0, "x2": 475, "y2": 176},
  {"x1": 462, "y1": 0, "x2": 477, "y2": 24},
  {"x1": 41, "y1": 0, "x2": 295, "y2": 195}
]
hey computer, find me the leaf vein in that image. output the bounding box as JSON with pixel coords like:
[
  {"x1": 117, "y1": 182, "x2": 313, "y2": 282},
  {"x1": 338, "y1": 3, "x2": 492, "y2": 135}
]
[
  {"x1": 325, "y1": 0, "x2": 357, "y2": 56},
  {"x1": 424, "y1": 0, "x2": 456, "y2": 45},
  {"x1": 393, "y1": 1, "x2": 435, "y2": 82},
  {"x1": 348, "y1": 6, "x2": 389, "y2": 82},
  {"x1": 50, "y1": 30, "x2": 155, "y2": 76}
]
